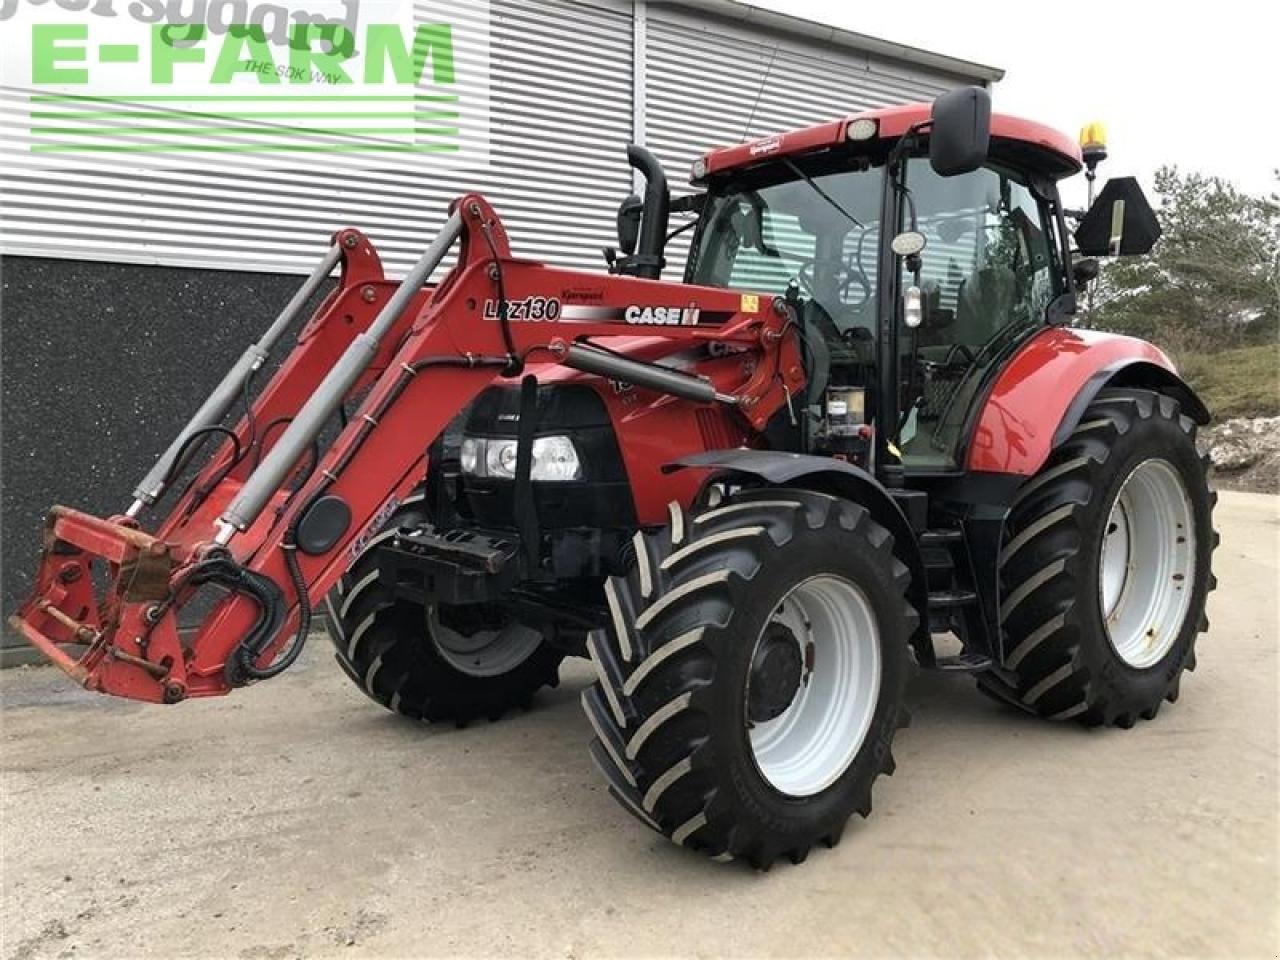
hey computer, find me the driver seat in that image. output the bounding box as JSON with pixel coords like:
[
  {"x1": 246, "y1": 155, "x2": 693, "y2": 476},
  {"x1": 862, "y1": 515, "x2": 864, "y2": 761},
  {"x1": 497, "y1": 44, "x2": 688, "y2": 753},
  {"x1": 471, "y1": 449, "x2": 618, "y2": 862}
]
[{"x1": 953, "y1": 263, "x2": 1017, "y2": 347}]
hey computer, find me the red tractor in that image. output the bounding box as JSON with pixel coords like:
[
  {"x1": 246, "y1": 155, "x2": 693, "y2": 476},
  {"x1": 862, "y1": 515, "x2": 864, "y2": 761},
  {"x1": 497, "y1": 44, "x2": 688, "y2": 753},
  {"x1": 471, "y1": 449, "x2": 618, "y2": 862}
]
[{"x1": 12, "y1": 88, "x2": 1216, "y2": 869}]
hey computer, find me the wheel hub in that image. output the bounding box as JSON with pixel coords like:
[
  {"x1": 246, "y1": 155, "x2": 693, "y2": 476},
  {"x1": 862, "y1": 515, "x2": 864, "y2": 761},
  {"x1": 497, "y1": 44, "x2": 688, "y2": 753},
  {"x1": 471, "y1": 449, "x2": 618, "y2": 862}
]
[
  {"x1": 745, "y1": 576, "x2": 881, "y2": 798},
  {"x1": 748, "y1": 623, "x2": 804, "y2": 723},
  {"x1": 427, "y1": 605, "x2": 544, "y2": 678}
]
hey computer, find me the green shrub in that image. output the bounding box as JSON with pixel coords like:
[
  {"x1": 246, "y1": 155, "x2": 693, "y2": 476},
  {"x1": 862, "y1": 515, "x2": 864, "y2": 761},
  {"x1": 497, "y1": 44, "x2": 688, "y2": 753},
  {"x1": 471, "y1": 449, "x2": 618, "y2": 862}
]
[{"x1": 1176, "y1": 343, "x2": 1280, "y2": 419}]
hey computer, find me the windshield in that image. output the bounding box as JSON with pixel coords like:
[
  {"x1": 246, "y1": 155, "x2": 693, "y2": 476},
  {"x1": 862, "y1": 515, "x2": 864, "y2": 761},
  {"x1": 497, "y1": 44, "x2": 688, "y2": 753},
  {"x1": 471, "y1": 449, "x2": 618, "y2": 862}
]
[
  {"x1": 688, "y1": 161, "x2": 884, "y2": 337},
  {"x1": 687, "y1": 152, "x2": 1062, "y2": 471}
]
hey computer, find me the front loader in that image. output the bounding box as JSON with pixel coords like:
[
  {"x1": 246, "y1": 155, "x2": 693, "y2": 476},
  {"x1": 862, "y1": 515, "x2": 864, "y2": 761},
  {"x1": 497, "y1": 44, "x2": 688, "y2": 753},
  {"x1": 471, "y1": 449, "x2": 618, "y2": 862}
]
[{"x1": 11, "y1": 87, "x2": 1217, "y2": 868}]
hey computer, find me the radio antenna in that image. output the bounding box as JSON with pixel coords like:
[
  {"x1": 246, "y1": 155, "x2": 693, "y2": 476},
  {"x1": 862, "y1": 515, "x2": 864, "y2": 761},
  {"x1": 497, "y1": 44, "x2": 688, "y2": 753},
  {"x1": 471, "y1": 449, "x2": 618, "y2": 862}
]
[{"x1": 740, "y1": 44, "x2": 779, "y2": 142}]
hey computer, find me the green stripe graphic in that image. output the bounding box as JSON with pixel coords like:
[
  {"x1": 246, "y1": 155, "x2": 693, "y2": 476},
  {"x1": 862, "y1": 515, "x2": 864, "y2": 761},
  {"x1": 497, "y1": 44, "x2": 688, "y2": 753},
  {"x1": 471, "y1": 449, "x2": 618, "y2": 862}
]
[
  {"x1": 98, "y1": 45, "x2": 140, "y2": 63},
  {"x1": 32, "y1": 127, "x2": 459, "y2": 136},
  {"x1": 32, "y1": 94, "x2": 459, "y2": 102},
  {"x1": 30, "y1": 111, "x2": 457, "y2": 119},
  {"x1": 26, "y1": 92, "x2": 465, "y2": 154},
  {"x1": 31, "y1": 143, "x2": 462, "y2": 153}
]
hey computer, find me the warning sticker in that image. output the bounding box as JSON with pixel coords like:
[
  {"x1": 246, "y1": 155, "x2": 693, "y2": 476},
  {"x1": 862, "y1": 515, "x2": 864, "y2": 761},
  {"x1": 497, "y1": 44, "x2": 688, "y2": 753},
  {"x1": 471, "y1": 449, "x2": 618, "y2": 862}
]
[{"x1": 740, "y1": 294, "x2": 760, "y2": 313}]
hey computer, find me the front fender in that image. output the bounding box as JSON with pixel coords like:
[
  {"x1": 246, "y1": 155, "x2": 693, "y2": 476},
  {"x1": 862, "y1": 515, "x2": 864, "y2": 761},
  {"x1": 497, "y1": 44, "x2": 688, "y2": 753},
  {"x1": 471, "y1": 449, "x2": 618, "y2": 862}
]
[
  {"x1": 966, "y1": 327, "x2": 1210, "y2": 476},
  {"x1": 665, "y1": 449, "x2": 930, "y2": 655}
]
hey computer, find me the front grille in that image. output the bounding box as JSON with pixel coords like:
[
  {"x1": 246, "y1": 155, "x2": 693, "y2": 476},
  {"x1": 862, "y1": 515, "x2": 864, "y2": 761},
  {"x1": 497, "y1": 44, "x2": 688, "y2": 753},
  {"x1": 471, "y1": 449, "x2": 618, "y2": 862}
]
[{"x1": 696, "y1": 407, "x2": 738, "y2": 449}]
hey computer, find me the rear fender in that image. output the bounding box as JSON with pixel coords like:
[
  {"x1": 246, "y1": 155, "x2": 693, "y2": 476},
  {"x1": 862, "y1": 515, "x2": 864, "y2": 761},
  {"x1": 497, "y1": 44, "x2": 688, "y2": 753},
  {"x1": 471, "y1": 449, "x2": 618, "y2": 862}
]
[
  {"x1": 664, "y1": 449, "x2": 930, "y2": 656},
  {"x1": 966, "y1": 327, "x2": 1210, "y2": 476},
  {"x1": 1052, "y1": 360, "x2": 1210, "y2": 449}
]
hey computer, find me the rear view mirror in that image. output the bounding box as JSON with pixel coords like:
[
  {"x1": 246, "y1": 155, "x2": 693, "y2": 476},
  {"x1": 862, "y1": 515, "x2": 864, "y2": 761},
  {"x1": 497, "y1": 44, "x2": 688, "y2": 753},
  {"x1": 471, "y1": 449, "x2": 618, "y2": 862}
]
[
  {"x1": 929, "y1": 87, "x2": 991, "y2": 177},
  {"x1": 1074, "y1": 177, "x2": 1162, "y2": 256},
  {"x1": 1073, "y1": 257, "x2": 1100, "y2": 286},
  {"x1": 616, "y1": 194, "x2": 644, "y2": 256}
]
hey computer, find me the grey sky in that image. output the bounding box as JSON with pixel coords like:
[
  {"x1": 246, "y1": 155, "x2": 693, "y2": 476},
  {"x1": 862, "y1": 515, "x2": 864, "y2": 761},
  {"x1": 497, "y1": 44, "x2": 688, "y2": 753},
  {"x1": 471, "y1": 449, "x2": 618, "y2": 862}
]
[{"x1": 748, "y1": 0, "x2": 1279, "y2": 208}]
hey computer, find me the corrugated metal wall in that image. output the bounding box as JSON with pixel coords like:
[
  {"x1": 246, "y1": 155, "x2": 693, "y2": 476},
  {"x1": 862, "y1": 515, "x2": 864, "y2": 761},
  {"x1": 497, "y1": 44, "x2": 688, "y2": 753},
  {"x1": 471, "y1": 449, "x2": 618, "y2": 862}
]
[
  {"x1": 0, "y1": 0, "x2": 635, "y2": 275},
  {"x1": 643, "y1": 4, "x2": 962, "y2": 274},
  {"x1": 0, "y1": 0, "x2": 981, "y2": 279}
]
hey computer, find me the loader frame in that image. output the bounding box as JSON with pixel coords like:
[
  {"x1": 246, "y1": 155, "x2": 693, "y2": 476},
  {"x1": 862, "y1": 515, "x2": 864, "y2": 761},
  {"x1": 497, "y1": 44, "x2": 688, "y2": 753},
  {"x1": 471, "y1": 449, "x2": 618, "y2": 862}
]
[{"x1": 11, "y1": 195, "x2": 805, "y2": 703}]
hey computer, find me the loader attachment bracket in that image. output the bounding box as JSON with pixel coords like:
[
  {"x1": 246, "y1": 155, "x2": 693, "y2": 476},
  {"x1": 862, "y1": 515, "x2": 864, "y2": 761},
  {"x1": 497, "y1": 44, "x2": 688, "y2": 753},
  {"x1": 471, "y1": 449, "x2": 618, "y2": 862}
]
[{"x1": 11, "y1": 506, "x2": 189, "y2": 703}]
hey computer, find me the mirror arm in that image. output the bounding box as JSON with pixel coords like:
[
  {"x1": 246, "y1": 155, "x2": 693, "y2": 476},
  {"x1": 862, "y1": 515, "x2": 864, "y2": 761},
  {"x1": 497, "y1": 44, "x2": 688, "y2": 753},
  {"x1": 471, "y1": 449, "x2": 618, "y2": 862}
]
[
  {"x1": 888, "y1": 120, "x2": 930, "y2": 166},
  {"x1": 670, "y1": 192, "x2": 706, "y2": 215},
  {"x1": 1054, "y1": 194, "x2": 1080, "y2": 304},
  {"x1": 664, "y1": 218, "x2": 699, "y2": 245}
]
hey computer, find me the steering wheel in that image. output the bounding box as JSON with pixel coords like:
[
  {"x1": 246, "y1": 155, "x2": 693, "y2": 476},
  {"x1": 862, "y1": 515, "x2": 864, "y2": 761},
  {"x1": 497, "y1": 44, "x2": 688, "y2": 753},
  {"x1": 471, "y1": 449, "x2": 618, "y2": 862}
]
[
  {"x1": 794, "y1": 257, "x2": 821, "y2": 299},
  {"x1": 795, "y1": 253, "x2": 872, "y2": 311},
  {"x1": 784, "y1": 261, "x2": 844, "y2": 346},
  {"x1": 840, "y1": 226, "x2": 874, "y2": 310}
]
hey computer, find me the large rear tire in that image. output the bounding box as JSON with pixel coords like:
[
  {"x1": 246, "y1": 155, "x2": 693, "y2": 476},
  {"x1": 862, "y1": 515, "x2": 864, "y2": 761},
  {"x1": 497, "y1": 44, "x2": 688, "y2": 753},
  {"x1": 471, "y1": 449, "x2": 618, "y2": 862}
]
[
  {"x1": 978, "y1": 389, "x2": 1217, "y2": 726},
  {"x1": 324, "y1": 493, "x2": 563, "y2": 725},
  {"x1": 582, "y1": 489, "x2": 916, "y2": 869}
]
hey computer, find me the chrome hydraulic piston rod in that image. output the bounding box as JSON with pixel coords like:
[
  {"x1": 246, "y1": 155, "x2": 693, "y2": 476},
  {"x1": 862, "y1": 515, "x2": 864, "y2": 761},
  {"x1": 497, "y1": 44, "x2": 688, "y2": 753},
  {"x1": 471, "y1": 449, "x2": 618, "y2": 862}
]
[
  {"x1": 216, "y1": 211, "x2": 464, "y2": 540},
  {"x1": 127, "y1": 242, "x2": 345, "y2": 516}
]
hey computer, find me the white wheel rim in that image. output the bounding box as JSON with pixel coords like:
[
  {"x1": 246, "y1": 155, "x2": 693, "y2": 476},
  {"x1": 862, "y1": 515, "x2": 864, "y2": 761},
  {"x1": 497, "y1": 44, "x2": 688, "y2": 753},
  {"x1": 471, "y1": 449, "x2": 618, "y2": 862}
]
[
  {"x1": 1098, "y1": 458, "x2": 1197, "y2": 669},
  {"x1": 746, "y1": 575, "x2": 881, "y2": 797}
]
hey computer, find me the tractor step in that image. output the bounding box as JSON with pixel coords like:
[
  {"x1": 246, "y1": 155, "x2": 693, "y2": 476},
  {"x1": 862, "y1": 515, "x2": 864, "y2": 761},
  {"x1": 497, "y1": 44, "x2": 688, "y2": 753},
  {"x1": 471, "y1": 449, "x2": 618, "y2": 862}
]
[
  {"x1": 919, "y1": 527, "x2": 964, "y2": 548},
  {"x1": 927, "y1": 589, "x2": 978, "y2": 611},
  {"x1": 932, "y1": 652, "x2": 993, "y2": 673}
]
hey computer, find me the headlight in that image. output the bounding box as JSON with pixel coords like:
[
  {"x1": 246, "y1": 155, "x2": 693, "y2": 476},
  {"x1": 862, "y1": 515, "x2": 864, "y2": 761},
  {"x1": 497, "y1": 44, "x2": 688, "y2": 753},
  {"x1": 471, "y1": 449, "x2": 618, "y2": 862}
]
[
  {"x1": 846, "y1": 117, "x2": 878, "y2": 141},
  {"x1": 459, "y1": 435, "x2": 583, "y2": 482},
  {"x1": 486, "y1": 439, "x2": 519, "y2": 478},
  {"x1": 529, "y1": 435, "x2": 583, "y2": 481},
  {"x1": 459, "y1": 437, "x2": 481, "y2": 475}
]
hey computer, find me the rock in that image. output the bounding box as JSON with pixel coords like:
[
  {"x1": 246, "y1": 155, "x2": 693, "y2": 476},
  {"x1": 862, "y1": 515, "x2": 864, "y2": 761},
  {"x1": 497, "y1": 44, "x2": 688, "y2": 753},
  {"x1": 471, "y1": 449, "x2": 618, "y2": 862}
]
[{"x1": 1204, "y1": 416, "x2": 1280, "y2": 471}]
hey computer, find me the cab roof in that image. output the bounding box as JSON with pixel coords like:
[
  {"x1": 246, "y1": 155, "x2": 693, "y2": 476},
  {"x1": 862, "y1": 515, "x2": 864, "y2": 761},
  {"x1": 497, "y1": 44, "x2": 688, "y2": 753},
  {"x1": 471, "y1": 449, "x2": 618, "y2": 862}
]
[{"x1": 700, "y1": 102, "x2": 1083, "y2": 181}]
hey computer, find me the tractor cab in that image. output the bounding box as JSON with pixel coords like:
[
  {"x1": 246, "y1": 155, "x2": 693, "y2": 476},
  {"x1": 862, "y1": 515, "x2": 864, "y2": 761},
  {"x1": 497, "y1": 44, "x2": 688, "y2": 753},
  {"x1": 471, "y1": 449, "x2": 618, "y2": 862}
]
[{"x1": 677, "y1": 92, "x2": 1086, "y2": 473}]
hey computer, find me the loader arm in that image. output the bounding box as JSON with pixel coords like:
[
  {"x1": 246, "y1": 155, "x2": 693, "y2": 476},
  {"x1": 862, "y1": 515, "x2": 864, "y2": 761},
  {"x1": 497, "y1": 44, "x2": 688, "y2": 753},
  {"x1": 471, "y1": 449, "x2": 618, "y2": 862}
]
[{"x1": 10, "y1": 195, "x2": 805, "y2": 704}]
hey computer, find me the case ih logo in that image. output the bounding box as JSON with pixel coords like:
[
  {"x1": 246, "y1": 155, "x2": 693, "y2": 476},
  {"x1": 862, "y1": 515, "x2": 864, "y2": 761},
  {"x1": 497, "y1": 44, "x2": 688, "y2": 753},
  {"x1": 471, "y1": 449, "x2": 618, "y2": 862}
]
[
  {"x1": 625, "y1": 305, "x2": 701, "y2": 326},
  {"x1": 748, "y1": 136, "x2": 781, "y2": 157}
]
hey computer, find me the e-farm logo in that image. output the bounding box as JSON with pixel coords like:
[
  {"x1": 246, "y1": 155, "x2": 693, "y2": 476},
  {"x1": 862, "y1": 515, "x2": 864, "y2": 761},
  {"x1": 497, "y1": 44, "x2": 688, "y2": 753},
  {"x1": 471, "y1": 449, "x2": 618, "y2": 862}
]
[{"x1": 0, "y1": 0, "x2": 489, "y2": 165}]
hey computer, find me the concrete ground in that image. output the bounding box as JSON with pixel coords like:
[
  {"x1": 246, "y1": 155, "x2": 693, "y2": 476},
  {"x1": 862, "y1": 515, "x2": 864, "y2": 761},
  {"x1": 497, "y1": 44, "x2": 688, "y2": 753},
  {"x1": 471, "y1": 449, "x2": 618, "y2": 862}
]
[{"x1": 2, "y1": 491, "x2": 1277, "y2": 960}]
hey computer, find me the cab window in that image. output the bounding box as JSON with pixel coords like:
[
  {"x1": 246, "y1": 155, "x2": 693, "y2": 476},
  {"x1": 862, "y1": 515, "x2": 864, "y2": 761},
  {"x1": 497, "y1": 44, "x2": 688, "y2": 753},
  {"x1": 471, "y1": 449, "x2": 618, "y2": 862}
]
[{"x1": 899, "y1": 160, "x2": 1059, "y2": 469}]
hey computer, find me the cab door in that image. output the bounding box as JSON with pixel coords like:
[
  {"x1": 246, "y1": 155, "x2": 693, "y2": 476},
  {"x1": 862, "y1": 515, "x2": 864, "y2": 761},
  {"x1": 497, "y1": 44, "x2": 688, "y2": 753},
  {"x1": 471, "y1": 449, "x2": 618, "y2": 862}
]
[{"x1": 897, "y1": 159, "x2": 1062, "y2": 470}]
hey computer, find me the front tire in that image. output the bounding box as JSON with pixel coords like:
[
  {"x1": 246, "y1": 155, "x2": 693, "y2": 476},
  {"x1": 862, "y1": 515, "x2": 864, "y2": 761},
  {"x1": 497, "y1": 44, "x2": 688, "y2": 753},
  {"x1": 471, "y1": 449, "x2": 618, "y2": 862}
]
[
  {"x1": 979, "y1": 389, "x2": 1217, "y2": 726},
  {"x1": 324, "y1": 494, "x2": 563, "y2": 725},
  {"x1": 583, "y1": 489, "x2": 916, "y2": 868}
]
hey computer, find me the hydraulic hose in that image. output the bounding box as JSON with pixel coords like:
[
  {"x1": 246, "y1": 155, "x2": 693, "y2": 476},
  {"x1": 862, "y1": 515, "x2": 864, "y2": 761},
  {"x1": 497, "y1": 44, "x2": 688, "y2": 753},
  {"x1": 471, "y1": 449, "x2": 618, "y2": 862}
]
[
  {"x1": 230, "y1": 353, "x2": 510, "y2": 684},
  {"x1": 150, "y1": 551, "x2": 284, "y2": 688},
  {"x1": 478, "y1": 219, "x2": 520, "y2": 374},
  {"x1": 159, "y1": 426, "x2": 242, "y2": 492},
  {"x1": 133, "y1": 242, "x2": 343, "y2": 510},
  {"x1": 222, "y1": 212, "x2": 464, "y2": 534}
]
